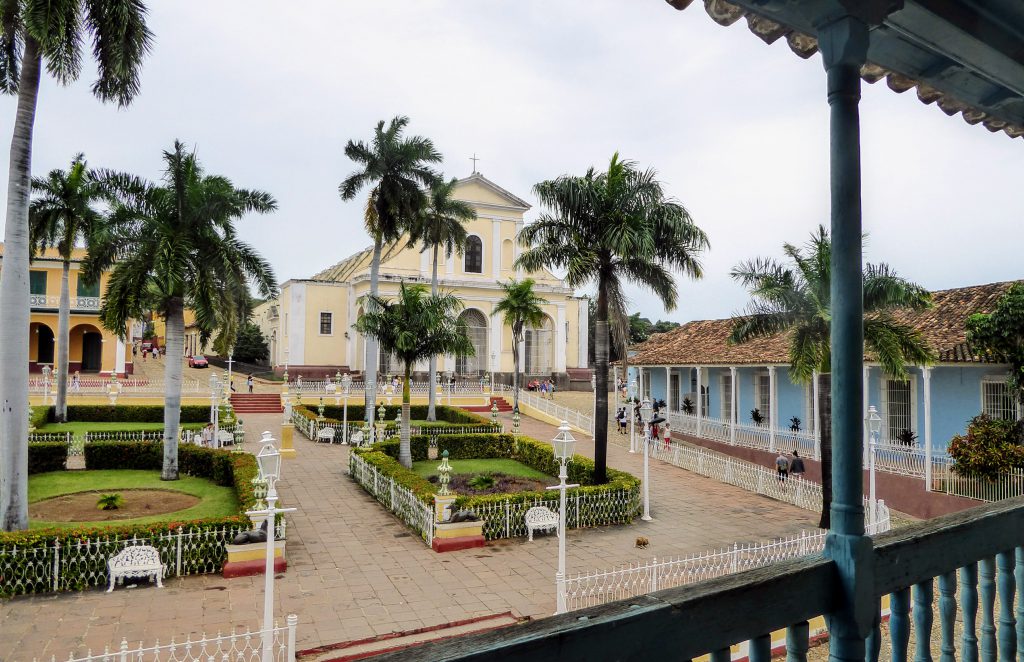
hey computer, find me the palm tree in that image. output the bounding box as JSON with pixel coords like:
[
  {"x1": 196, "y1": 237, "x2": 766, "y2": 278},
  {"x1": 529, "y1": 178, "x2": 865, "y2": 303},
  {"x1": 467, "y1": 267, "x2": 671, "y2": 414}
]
[
  {"x1": 0, "y1": 0, "x2": 152, "y2": 532},
  {"x1": 492, "y1": 279, "x2": 547, "y2": 414},
  {"x1": 729, "y1": 225, "x2": 934, "y2": 528},
  {"x1": 356, "y1": 282, "x2": 473, "y2": 468},
  {"x1": 29, "y1": 154, "x2": 119, "y2": 422},
  {"x1": 518, "y1": 153, "x2": 708, "y2": 484},
  {"x1": 338, "y1": 116, "x2": 441, "y2": 431},
  {"x1": 85, "y1": 141, "x2": 278, "y2": 481},
  {"x1": 407, "y1": 177, "x2": 476, "y2": 421}
]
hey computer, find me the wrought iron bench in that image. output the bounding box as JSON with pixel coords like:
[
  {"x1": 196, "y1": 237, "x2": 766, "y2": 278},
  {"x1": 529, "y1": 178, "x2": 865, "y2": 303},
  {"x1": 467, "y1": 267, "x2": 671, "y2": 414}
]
[
  {"x1": 317, "y1": 426, "x2": 336, "y2": 443},
  {"x1": 525, "y1": 506, "x2": 559, "y2": 541},
  {"x1": 349, "y1": 430, "x2": 365, "y2": 447},
  {"x1": 106, "y1": 545, "x2": 165, "y2": 592},
  {"x1": 217, "y1": 430, "x2": 234, "y2": 447}
]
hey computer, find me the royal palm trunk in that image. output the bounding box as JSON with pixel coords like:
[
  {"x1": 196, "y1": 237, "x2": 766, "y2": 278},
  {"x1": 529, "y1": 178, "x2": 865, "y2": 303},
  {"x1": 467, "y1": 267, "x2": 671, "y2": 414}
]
[
  {"x1": 511, "y1": 323, "x2": 522, "y2": 414},
  {"x1": 818, "y1": 372, "x2": 833, "y2": 529},
  {"x1": 162, "y1": 298, "x2": 185, "y2": 481},
  {"x1": 400, "y1": 363, "x2": 412, "y2": 468},
  {"x1": 364, "y1": 237, "x2": 383, "y2": 430},
  {"x1": 55, "y1": 260, "x2": 71, "y2": 422},
  {"x1": 427, "y1": 243, "x2": 439, "y2": 421},
  {"x1": 0, "y1": 39, "x2": 42, "y2": 531},
  {"x1": 593, "y1": 285, "x2": 610, "y2": 484}
]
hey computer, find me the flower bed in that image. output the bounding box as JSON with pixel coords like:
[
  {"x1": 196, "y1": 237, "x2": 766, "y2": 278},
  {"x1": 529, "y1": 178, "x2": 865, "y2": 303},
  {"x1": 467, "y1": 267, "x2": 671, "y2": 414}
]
[
  {"x1": 349, "y1": 434, "x2": 641, "y2": 543},
  {"x1": 0, "y1": 443, "x2": 264, "y2": 598}
]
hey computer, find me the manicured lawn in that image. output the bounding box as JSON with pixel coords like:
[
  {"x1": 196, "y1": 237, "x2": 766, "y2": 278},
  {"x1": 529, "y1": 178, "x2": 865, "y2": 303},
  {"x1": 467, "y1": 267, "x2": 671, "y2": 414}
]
[
  {"x1": 411, "y1": 458, "x2": 555, "y2": 480},
  {"x1": 27, "y1": 470, "x2": 238, "y2": 529},
  {"x1": 36, "y1": 421, "x2": 205, "y2": 434}
]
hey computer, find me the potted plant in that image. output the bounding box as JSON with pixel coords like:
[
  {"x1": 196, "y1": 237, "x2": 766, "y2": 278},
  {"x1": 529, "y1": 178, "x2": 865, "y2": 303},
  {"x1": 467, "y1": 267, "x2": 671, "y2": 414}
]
[
  {"x1": 682, "y1": 397, "x2": 695, "y2": 415},
  {"x1": 751, "y1": 408, "x2": 765, "y2": 427}
]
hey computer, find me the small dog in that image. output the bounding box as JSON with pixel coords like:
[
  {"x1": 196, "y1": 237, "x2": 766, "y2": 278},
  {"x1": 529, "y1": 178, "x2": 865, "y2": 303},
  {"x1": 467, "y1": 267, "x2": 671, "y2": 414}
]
[{"x1": 635, "y1": 536, "x2": 649, "y2": 549}]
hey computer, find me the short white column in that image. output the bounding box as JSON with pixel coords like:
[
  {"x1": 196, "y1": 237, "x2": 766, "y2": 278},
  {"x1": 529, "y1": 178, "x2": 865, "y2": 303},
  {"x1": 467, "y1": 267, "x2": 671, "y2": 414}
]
[
  {"x1": 863, "y1": 364, "x2": 871, "y2": 467},
  {"x1": 115, "y1": 337, "x2": 126, "y2": 377},
  {"x1": 695, "y1": 366, "x2": 703, "y2": 438},
  {"x1": 767, "y1": 366, "x2": 776, "y2": 452},
  {"x1": 730, "y1": 367, "x2": 737, "y2": 446},
  {"x1": 665, "y1": 366, "x2": 672, "y2": 414},
  {"x1": 923, "y1": 366, "x2": 933, "y2": 492}
]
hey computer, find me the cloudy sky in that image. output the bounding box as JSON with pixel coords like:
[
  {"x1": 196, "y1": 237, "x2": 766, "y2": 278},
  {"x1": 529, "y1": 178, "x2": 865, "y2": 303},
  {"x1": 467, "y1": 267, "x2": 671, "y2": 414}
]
[{"x1": 2, "y1": 1, "x2": 1021, "y2": 324}]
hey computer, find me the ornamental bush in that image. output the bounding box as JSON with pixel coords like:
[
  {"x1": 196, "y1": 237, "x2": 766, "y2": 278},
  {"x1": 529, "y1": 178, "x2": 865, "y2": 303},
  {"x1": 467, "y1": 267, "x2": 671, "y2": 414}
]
[
  {"x1": 310, "y1": 404, "x2": 490, "y2": 426},
  {"x1": 948, "y1": 414, "x2": 1024, "y2": 479},
  {"x1": 375, "y1": 436, "x2": 430, "y2": 462},
  {"x1": 434, "y1": 433, "x2": 516, "y2": 460},
  {"x1": 28, "y1": 442, "x2": 69, "y2": 474},
  {"x1": 56, "y1": 404, "x2": 211, "y2": 423}
]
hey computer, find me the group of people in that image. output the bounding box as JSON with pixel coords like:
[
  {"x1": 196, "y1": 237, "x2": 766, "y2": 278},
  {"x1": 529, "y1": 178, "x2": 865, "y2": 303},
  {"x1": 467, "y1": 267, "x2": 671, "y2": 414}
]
[
  {"x1": 774, "y1": 450, "x2": 807, "y2": 482},
  {"x1": 132, "y1": 343, "x2": 160, "y2": 361},
  {"x1": 526, "y1": 379, "x2": 557, "y2": 399},
  {"x1": 614, "y1": 406, "x2": 673, "y2": 447}
]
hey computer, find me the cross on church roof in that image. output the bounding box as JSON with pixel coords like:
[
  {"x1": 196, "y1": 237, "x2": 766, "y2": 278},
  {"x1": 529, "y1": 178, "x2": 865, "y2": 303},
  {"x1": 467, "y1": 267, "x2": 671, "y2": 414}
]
[{"x1": 470, "y1": 153, "x2": 480, "y2": 173}]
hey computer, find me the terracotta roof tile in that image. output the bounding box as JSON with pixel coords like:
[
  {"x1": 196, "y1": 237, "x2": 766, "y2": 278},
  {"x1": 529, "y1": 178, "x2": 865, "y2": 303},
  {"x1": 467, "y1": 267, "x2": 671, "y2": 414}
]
[{"x1": 630, "y1": 280, "x2": 1020, "y2": 366}]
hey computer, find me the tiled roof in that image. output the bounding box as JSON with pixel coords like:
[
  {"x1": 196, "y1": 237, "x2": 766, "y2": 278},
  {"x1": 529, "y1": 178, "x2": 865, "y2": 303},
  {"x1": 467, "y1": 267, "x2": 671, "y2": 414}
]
[{"x1": 630, "y1": 280, "x2": 1021, "y2": 366}]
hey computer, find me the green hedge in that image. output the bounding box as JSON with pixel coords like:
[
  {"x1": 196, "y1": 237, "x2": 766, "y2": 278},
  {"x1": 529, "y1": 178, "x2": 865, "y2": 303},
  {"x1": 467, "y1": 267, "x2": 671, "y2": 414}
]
[
  {"x1": 28, "y1": 442, "x2": 68, "y2": 474},
  {"x1": 375, "y1": 436, "x2": 430, "y2": 462},
  {"x1": 311, "y1": 403, "x2": 490, "y2": 426},
  {"x1": 352, "y1": 434, "x2": 641, "y2": 541},
  {"x1": 30, "y1": 405, "x2": 50, "y2": 429},
  {"x1": 52, "y1": 405, "x2": 212, "y2": 424}
]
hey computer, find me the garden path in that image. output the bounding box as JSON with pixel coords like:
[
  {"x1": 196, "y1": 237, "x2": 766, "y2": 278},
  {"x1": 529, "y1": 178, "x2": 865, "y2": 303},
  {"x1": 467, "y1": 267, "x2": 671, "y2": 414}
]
[{"x1": 2, "y1": 409, "x2": 818, "y2": 661}]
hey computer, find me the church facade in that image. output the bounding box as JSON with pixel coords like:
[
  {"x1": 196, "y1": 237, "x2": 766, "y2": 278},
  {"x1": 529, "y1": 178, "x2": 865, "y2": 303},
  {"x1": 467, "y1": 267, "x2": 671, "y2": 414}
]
[{"x1": 253, "y1": 173, "x2": 590, "y2": 386}]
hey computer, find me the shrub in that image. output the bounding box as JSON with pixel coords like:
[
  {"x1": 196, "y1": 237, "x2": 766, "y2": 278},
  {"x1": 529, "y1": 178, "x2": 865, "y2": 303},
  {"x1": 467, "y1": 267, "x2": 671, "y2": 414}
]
[
  {"x1": 434, "y1": 433, "x2": 516, "y2": 460},
  {"x1": 311, "y1": 404, "x2": 490, "y2": 426},
  {"x1": 375, "y1": 436, "x2": 430, "y2": 462},
  {"x1": 97, "y1": 493, "x2": 123, "y2": 510},
  {"x1": 28, "y1": 442, "x2": 69, "y2": 474},
  {"x1": 948, "y1": 414, "x2": 1024, "y2": 479},
  {"x1": 62, "y1": 405, "x2": 211, "y2": 424},
  {"x1": 29, "y1": 406, "x2": 50, "y2": 429}
]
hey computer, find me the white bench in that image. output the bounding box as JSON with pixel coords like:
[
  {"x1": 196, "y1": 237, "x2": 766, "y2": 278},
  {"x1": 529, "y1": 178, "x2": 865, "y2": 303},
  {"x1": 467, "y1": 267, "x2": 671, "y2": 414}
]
[
  {"x1": 525, "y1": 506, "x2": 559, "y2": 541},
  {"x1": 217, "y1": 430, "x2": 234, "y2": 447},
  {"x1": 317, "y1": 426, "x2": 336, "y2": 443},
  {"x1": 349, "y1": 430, "x2": 364, "y2": 447},
  {"x1": 106, "y1": 545, "x2": 165, "y2": 592}
]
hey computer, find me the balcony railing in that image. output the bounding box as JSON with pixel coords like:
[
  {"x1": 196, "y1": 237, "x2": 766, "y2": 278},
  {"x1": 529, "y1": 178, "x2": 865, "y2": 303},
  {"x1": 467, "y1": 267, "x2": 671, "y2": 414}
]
[
  {"x1": 371, "y1": 495, "x2": 1024, "y2": 661},
  {"x1": 29, "y1": 294, "x2": 101, "y2": 310}
]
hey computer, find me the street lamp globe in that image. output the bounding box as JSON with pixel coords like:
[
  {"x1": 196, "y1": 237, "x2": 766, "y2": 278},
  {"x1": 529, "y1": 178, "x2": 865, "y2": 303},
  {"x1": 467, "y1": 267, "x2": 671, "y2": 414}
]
[
  {"x1": 639, "y1": 399, "x2": 654, "y2": 425},
  {"x1": 256, "y1": 440, "x2": 281, "y2": 483},
  {"x1": 866, "y1": 405, "x2": 882, "y2": 438},
  {"x1": 552, "y1": 421, "x2": 577, "y2": 463}
]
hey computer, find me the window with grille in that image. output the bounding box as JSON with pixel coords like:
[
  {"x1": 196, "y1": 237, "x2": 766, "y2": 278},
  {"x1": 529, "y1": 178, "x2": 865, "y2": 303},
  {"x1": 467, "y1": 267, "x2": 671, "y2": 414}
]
[
  {"x1": 76, "y1": 276, "x2": 99, "y2": 298},
  {"x1": 982, "y1": 380, "x2": 1018, "y2": 421},
  {"x1": 319, "y1": 312, "x2": 333, "y2": 335},
  {"x1": 456, "y1": 309, "x2": 488, "y2": 375},
  {"x1": 754, "y1": 373, "x2": 771, "y2": 426},
  {"x1": 721, "y1": 374, "x2": 732, "y2": 422},
  {"x1": 29, "y1": 270, "x2": 47, "y2": 295},
  {"x1": 886, "y1": 379, "x2": 913, "y2": 441},
  {"x1": 464, "y1": 236, "x2": 483, "y2": 274}
]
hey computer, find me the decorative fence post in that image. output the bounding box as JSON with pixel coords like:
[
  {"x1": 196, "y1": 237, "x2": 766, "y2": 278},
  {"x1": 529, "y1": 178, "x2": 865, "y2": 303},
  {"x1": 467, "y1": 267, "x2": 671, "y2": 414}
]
[
  {"x1": 649, "y1": 558, "x2": 658, "y2": 594},
  {"x1": 119, "y1": 638, "x2": 130, "y2": 662},
  {"x1": 176, "y1": 527, "x2": 184, "y2": 577},
  {"x1": 287, "y1": 614, "x2": 298, "y2": 662},
  {"x1": 505, "y1": 500, "x2": 511, "y2": 539},
  {"x1": 731, "y1": 543, "x2": 739, "y2": 573},
  {"x1": 52, "y1": 539, "x2": 61, "y2": 592}
]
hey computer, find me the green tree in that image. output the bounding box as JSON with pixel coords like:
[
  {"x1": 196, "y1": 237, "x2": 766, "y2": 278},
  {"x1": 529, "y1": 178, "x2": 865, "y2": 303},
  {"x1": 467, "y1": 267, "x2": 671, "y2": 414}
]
[
  {"x1": 729, "y1": 225, "x2": 934, "y2": 528},
  {"x1": 492, "y1": 278, "x2": 548, "y2": 413},
  {"x1": 233, "y1": 322, "x2": 270, "y2": 364},
  {"x1": 356, "y1": 282, "x2": 473, "y2": 468},
  {"x1": 339, "y1": 116, "x2": 441, "y2": 431},
  {"x1": 966, "y1": 283, "x2": 1024, "y2": 406},
  {"x1": 29, "y1": 154, "x2": 121, "y2": 422},
  {"x1": 518, "y1": 153, "x2": 708, "y2": 483},
  {"x1": 407, "y1": 177, "x2": 476, "y2": 421},
  {"x1": 629, "y1": 313, "x2": 652, "y2": 344},
  {"x1": 85, "y1": 141, "x2": 278, "y2": 480},
  {"x1": 0, "y1": 0, "x2": 152, "y2": 532}
]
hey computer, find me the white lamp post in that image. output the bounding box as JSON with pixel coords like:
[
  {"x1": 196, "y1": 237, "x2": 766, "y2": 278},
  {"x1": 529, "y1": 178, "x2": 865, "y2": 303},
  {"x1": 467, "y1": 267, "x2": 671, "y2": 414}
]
[
  {"x1": 250, "y1": 435, "x2": 296, "y2": 662},
  {"x1": 41, "y1": 365, "x2": 51, "y2": 405},
  {"x1": 490, "y1": 351, "x2": 496, "y2": 397},
  {"x1": 866, "y1": 405, "x2": 882, "y2": 524},
  {"x1": 444, "y1": 370, "x2": 452, "y2": 405},
  {"x1": 548, "y1": 421, "x2": 580, "y2": 615},
  {"x1": 209, "y1": 374, "x2": 221, "y2": 447},
  {"x1": 628, "y1": 379, "x2": 638, "y2": 453},
  {"x1": 341, "y1": 372, "x2": 352, "y2": 445},
  {"x1": 639, "y1": 399, "x2": 654, "y2": 521},
  {"x1": 227, "y1": 350, "x2": 234, "y2": 392}
]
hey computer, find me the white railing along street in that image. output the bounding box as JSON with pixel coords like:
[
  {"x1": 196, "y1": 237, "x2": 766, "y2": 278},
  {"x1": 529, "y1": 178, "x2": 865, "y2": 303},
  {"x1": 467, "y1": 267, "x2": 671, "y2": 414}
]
[
  {"x1": 288, "y1": 379, "x2": 493, "y2": 396},
  {"x1": 41, "y1": 615, "x2": 298, "y2": 662},
  {"x1": 29, "y1": 377, "x2": 206, "y2": 396},
  {"x1": 291, "y1": 408, "x2": 501, "y2": 443},
  {"x1": 516, "y1": 388, "x2": 594, "y2": 435},
  {"x1": 28, "y1": 424, "x2": 243, "y2": 456},
  {"x1": 933, "y1": 465, "x2": 1024, "y2": 502},
  {"x1": 29, "y1": 294, "x2": 102, "y2": 310},
  {"x1": 349, "y1": 453, "x2": 435, "y2": 545}
]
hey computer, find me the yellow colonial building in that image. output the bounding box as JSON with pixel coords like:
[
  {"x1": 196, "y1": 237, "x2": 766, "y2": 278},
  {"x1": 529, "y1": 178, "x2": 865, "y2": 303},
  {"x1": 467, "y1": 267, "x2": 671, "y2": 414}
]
[
  {"x1": 0, "y1": 244, "x2": 133, "y2": 376},
  {"x1": 253, "y1": 173, "x2": 591, "y2": 386}
]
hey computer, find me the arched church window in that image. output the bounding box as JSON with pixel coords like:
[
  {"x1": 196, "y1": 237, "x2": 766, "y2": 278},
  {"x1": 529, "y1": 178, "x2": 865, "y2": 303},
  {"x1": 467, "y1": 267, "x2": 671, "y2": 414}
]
[{"x1": 464, "y1": 236, "x2": 483, "y2": 274}]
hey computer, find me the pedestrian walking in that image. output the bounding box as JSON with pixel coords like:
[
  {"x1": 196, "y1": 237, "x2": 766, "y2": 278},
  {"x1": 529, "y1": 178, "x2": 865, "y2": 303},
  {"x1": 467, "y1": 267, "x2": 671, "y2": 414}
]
[
  {"x1": 71, "y1": 371, "x2": 80, "y2": 394},
  {"x1": 790, "y1": 450, "x2": 806, "y2": 479},
  {"x1": 662, "y1": 421, "x2": 672, "y2": 449},
  {"x1": 616, "y1": 408, "x2": 626, "y2": 434},
  {"x1": 775, "y1": 451, "x2": 790, "y2": 482},
  {"x1": 247, "y1": 375, "x2": 254, "y2": 393}
]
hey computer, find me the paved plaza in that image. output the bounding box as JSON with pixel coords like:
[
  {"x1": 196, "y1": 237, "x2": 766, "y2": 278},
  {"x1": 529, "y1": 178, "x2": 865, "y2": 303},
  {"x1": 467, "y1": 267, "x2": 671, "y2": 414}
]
[{"x1": 1, "y1": 406, "x2": 819, "y2": 661}]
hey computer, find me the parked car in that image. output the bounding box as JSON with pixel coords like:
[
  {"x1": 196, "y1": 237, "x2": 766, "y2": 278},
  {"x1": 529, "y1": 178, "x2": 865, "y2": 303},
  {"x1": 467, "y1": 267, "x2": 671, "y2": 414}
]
[
  {"x1": 189, "y1": 355, "x2": 209, "y2": 368},
  {"x1": 141, "y1": 341, "x2": 153, "y2": 352}
]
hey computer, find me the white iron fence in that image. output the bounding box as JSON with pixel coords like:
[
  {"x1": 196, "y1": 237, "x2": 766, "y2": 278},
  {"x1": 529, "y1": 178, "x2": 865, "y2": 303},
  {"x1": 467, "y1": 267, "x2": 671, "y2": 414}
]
[
  {"x1": 349, "y1": 453, "x2": 435, "y2": 545},
  {"x1": 41, "y1": 615, "x2": 298, "y2": 662},
  {"x1": 28, "y1": 425, "x2": 243, "y2": 456},
  {"x1": 933, "y1": 465, "x2": 1024, "y2": 502},
  {"x1": 288, "y1": 379, "x2": 494, "y2": 396},
  {"x1": 29, "y1": 377, "x2": 206, "y2": 397},
  {"x1": 515, "y1": 389, "x2": 594, "y2": 435},
  {"x1": 667, "y1": 411, "x2": 819, "y2": 459},
  {"x1": 0, "y1": 521, "x2": 285, "y2": 598},
  {"x1": 291, "y1": 408, "x2": 501, "y2": 444}
]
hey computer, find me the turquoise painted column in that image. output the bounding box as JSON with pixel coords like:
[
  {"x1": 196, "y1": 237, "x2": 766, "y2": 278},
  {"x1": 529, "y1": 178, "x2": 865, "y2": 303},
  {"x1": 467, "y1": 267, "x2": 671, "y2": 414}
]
[{"x1": 819, "y1": 13, "x2": 873, "y2": 662}]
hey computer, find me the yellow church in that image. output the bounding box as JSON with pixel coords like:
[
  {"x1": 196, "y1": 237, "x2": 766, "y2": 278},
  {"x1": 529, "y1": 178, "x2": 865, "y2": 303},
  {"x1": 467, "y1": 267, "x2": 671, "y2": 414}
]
[{"x1": 253, "y1": 173, "x2": 591, "y2": 387}]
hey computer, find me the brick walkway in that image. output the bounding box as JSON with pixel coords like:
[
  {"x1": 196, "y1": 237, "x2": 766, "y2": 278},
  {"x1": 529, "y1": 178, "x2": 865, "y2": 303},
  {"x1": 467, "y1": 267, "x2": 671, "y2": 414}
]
[{"x1": 2, "y1": 411, "x2": 818, "y2": 661}]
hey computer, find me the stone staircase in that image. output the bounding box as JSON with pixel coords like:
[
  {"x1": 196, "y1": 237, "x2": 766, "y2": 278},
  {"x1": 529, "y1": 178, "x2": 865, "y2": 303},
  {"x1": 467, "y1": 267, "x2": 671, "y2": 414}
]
[
  {"x1": 460, "y1": 397, "x2": 513, "y2": 413},
  {"x1": 229, "y1": 393, "x2": 283, "y2": 414}
]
